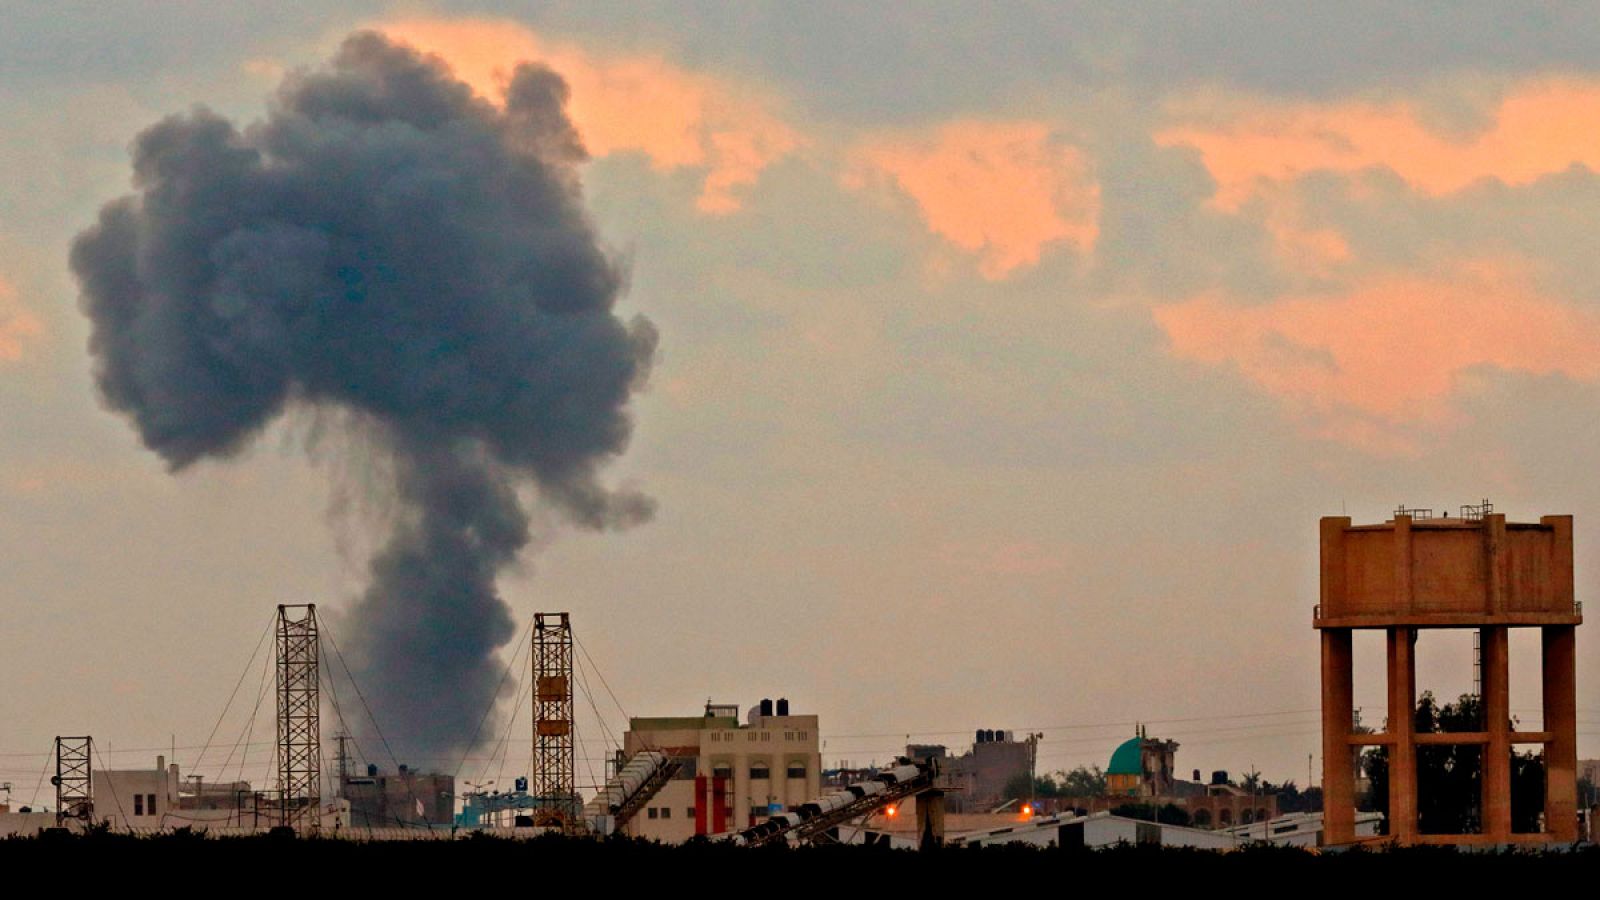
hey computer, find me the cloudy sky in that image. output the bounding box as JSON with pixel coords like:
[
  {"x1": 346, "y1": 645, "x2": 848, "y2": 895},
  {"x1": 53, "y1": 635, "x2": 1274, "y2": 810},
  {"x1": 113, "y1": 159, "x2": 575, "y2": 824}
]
[{"x1": 5, "y1": 2, "x2": 1600, "y2": 798}]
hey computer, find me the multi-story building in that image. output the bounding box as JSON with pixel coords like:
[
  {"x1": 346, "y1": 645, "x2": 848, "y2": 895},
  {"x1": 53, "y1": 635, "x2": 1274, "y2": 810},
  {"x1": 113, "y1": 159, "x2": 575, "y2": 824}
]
[
  {"x1": 340, "y1": 764, "x2": 454, "y2": 828},
  {"x1": 909, "y1": 730, "x2": 1038, "y2": 812},
  {"x1": 93, "y1": 755, "x2": 182, "y2": 830},
  {"x1": 621, "y1": 698, "x2": 821, "y2": 842}
]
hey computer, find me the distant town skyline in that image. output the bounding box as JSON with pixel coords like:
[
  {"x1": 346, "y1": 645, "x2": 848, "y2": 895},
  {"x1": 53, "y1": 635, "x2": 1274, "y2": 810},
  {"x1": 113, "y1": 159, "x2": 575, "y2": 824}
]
[{"x1": 4, "y1": 3, "x2": 1600, "y2": 799}]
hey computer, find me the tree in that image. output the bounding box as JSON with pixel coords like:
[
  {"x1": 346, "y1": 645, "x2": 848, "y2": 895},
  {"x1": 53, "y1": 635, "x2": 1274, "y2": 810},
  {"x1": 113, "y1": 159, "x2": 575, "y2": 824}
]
[
  {"x1": 1260, "y1": 779, "x2": 1322, "y2": 814},
  {"x1": 1001, "y1": 772, "x2": 1034, "y2": 804},
  {"x1": 1361, "y1": 690, "x2": 1548, "y2": 836},
  {"x1": 1413, "y1": 691, "x2": 1483, "y2": 834},
  {"x1": 1510, "y1": 747, "x2": 1546, "y2": 834},
  {"x1": 1110, "y1": 802, "x2": 1191, "y2": 826},
  {"x1": 1360, "y1": 743, "x2": 1389, "y2": 829},
  {"x1": 1056, "y1": 765, "x2": 1108, "y2": 797}
]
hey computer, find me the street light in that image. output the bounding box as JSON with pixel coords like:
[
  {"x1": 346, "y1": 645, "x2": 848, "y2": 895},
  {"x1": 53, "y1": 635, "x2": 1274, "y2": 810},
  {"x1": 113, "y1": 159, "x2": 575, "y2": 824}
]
[{"x1": 464, "y1": 780, "x2": 495, "y2": 827}]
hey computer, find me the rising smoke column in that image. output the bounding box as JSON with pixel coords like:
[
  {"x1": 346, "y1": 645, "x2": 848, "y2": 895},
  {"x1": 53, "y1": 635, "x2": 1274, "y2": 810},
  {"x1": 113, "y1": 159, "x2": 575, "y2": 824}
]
[{"x1": 70, "y1": 33, "x2": 657, "y2": 761}]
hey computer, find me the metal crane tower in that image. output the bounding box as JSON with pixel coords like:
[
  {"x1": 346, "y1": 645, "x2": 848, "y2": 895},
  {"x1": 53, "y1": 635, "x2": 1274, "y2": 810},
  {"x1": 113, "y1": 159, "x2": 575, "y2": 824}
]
[
  {"x1": 275, "y1": 603, "x2": 321, "y2": 833},
  {"x1": 532, "y1": 611, "x2": 579, "y2": 830},
  {"x1": 53, "y1": 736, "x2": 93, "y2": 828}
]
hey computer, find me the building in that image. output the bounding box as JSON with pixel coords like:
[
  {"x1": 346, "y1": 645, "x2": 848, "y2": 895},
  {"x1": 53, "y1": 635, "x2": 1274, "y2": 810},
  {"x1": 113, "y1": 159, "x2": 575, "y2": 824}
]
[
  {"x1": 1044, "y1": 734, "x2": 1277, "y2": 828},
  {"x1": 620, "y1": 698, "x2": 821, "y2": 842},
  {"x1": 0, "y1": 753, "x2": 349, "y2": 836},
  {"x1": 948, "y1": 809, "x2": 1382, "y2": 850},
  {"x1": 340, "y1": 765, "x2": 454, "y2": 828},
  {"x1": 910, "y1": 729, "x2": 1037, "y2": 813},
  {"x1": 92, "y1": 755, "x2": 182, "y2": 830},
  {"x1": 1106, "y1": 727, "x2": 1178, "y2": 797},
  {"x1": 1317, "y1": 509, "x2": 1582, "y2": 845}
]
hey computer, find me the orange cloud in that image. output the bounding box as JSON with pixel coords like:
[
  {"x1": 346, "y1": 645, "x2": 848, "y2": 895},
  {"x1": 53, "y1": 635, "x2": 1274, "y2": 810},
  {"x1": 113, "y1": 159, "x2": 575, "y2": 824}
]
[
  {"x1": 846, "y1": 121, "x2": 1099, "y2": 279},
  {"x1": 0, "y1": 278, "x2": 42, "y2": 363},
  {"x1": 1153, "y1": 262, "x2": 1600, "y2": 451},
  {"x1": 1158, "y1": 80, "x2": 1600, "y2": 210},
  {"x1": 378, "y1": 17, "x2": 798, "y2": 214},
  {"x1": 1257, "y1": 192, "x2": 1351, "y2": 275}
]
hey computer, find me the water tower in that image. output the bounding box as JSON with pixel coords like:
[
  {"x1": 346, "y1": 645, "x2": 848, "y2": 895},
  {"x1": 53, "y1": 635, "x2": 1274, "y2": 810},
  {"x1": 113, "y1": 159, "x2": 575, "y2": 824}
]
[{"x1": 1317, "y1": 506, "x2": 1581, "y2": 845}]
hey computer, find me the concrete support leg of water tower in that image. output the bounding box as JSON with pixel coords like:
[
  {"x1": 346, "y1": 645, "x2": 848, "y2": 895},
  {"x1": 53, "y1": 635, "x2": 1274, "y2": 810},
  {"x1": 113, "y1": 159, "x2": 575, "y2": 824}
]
[
  {"x1": 1544, "y1": 625, "x2": 1578, "y2": 841},
  {"x1": 1320, "y1": 627, "x2": 1354, "y2": 845}
]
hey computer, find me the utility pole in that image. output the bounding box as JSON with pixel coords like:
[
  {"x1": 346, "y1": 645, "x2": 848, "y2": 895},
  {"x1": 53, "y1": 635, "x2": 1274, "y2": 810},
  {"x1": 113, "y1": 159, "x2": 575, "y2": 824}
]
[{"x1": 334, "y1": 733, "x2": 351, "y2": 798}]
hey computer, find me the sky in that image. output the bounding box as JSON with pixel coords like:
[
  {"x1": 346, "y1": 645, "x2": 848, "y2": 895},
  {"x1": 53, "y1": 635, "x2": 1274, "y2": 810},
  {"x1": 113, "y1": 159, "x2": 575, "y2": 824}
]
[{"x1": 5, "y1": 2, "x2": 1600, "y2": 802}]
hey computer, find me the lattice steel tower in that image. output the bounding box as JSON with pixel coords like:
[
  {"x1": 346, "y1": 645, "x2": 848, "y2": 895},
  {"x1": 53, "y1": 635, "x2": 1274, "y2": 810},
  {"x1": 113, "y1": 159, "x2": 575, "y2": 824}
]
[
  {"x1": 275, "y1": 604, "x2": 321, "y2": 833},
  {"x1": 53, "y1": 736, "x2": 92, "y2": 828},
  {"x1": 533, "y1": 612, "x2": 579, "y2": 829}
]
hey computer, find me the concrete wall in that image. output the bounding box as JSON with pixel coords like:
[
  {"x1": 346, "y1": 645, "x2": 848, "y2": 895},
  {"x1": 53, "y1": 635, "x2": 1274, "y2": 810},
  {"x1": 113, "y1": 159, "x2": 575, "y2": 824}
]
[{"x1": 1319, "y1": 514, "x2": 1577, "y2": 623}]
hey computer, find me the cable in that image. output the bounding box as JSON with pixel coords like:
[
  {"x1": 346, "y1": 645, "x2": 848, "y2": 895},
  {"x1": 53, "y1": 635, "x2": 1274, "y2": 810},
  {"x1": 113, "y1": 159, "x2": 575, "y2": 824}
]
[
  {"x1": 319, "y1": 618, "x2": 436, "y2": 831},
  {"x1": 450, "y1": 616, "x2": 536, "y2": 782},
  {"x1": 318, "y1": 621, "x2": 403, "y2": 772},
  {"x1": 27, "y1": 739, "x2": 54, "y2": 811},
  {"x1": 191, "y1": 614, "x2": 275, "y2": 775},
  {"x1": 820, "y1": 707, "x2": 1324, "y2": 741},
  {"x1": 573, "y1": 634, "x2": 631, "y2": 723},
  {"x1": 490, "y1": 639, "x2": 535, "y2": 792},
  {"x1": 215, "y1": 637, "x2": 274, "y2": 788},
  {"x1": 91, "y1": 740, "x2": 130, "y2": 828},
  {"x1": 573, "y1": 652, "x2": 619, "y2": 752}
]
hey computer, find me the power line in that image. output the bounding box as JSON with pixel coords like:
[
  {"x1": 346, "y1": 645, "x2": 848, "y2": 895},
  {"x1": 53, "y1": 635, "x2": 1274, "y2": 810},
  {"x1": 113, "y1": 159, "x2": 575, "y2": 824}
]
[
  {"x1": 191, "y1": 614, "x2": 276, "y2": 775},
  {"x1": 451, "y1": 616, "x2": 535, "y2": 783}
]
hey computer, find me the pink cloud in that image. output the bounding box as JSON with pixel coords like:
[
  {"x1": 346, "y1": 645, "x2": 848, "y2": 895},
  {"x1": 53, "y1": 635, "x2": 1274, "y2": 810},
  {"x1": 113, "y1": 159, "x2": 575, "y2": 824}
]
[
  {"x1": 846, "y1": 120, "x2": 1099, "y2": 279},
  {"x1": 378, "y1": 17, "x2": 799, "y2": 214},
  {"x1": 1158, "y1": 79, "x2": 1600, "y2": 210},
  {"x1": 1153, "y1": 262, "x2": 1600, "y2": 451},
  {"x1": 0, "y1": 277, "x2": 42, "y2": 364}
]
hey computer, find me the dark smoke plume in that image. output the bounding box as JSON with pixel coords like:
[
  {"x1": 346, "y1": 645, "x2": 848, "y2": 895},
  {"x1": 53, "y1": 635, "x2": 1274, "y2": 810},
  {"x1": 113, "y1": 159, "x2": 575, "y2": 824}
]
[{"x1": 70, "y1": 33, "x2": 656, "y2": 761}]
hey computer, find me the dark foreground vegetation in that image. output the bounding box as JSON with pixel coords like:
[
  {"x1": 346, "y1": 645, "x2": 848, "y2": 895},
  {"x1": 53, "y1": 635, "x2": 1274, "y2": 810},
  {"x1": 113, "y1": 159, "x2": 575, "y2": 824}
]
[{"x1": 3, "y1": 830, "x2": 1597, "y2": 885}]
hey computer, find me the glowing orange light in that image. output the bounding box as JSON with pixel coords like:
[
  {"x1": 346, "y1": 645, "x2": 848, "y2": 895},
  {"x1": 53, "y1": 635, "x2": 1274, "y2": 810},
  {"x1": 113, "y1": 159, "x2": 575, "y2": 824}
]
[
  {"x1": 885, "y1": 806, "x2": 898, "y2": 818},
  {"x1": 1021, "y1": 804, "x2": 1033, "y2": 817}
]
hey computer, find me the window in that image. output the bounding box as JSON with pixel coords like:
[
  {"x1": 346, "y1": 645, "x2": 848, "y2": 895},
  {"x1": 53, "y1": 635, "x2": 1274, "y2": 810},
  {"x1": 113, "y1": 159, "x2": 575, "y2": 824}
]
[
  {"x1": 747, "y1": 732, "x2": 757, "y2": 742},
  {"x1": 687, "y1": 808, "x2": 696, "y2": 819},
  {"x1": 760, "y1": 732, "x2": 771, "y2": 741},
  {"x1": 784, "y1": 731, "x2": 794, "y2": 741},
  {"x1": 710, "y1": 732, "x2": 720, "y2": 743},
  {"x1": 750, "y1": 765, "x2": 770, "y2": 779},
  {"x1": 660, "y1": 807, "x2": 671, "y2": 819},
  {"x1": 787, "y1": 762, "x2": 806, "y2": 779},
  {"x1": 148, "y1": 794, "x2": 156, "y2": 816},
  {"x1": 134, "y1": 794, "x2": 144, "y2": 816},
  {"x1": 798, "y1": 731, "x2": 809, "y2": 740},
  {"x1": 648, "y1": 807, "x2": 658, "y2": 819},
  {"x1": 712, "y1": 763, "x2": 732, "y2": 778}
]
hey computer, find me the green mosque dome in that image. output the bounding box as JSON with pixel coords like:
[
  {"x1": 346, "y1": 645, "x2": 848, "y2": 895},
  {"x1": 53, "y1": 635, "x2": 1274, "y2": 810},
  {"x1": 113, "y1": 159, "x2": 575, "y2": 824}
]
[{"x1": 1108, "y1": 736, "x2": 1142, "y2": 776}]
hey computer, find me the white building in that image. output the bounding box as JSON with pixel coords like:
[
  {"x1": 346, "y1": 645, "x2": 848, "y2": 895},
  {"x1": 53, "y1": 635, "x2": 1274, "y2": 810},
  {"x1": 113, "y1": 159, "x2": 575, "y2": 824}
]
[
  {"x1": 0, "y1": 754, "x2": 348, "y2": 836},
  {"x1": 621, "y1": 698, "x2": 821, "y2": 843},
  {"x1": 950, "y1": 809, "x2": 1384, "y2": 850}
]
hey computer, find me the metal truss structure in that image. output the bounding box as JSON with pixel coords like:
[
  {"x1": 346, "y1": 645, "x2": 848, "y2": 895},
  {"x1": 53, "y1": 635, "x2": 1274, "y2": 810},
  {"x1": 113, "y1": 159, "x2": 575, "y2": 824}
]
[
  {"x1": 532, "y1": 611, "x2": 579, "y2": 830},
  {"x1": 53, "y1": 736, "x2": 93, "y2": 828},
  {"x1": 275, "y1": 604, "x2": 320, "y2": 833}
]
